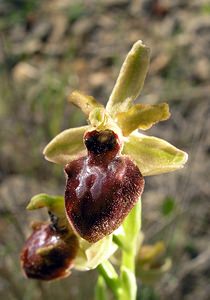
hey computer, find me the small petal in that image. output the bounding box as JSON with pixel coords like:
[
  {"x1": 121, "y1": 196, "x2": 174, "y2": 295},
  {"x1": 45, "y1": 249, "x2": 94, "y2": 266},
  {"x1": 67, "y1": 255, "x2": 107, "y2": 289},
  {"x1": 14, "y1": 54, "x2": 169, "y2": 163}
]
[
  {"x1": 123, "y1": 132, "x2": 188, "y2": 176},
  {"x1": 106, "y1": 40, "x2": 150, "y2": 117},
  {"x1": 116, "y1": 103, "x2": 170, "y2": 136},
  {"x1": 68, "y1": 90, "x2": 104, "y2": 116},
  {"x1": 43, "y1": 125, "x2": 90, "y2": 165}
]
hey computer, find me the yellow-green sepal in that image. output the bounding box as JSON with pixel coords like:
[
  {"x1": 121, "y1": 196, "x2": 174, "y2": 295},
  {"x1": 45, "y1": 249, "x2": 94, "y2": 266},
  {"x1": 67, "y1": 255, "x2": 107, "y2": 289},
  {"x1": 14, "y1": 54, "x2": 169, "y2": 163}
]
[
  {"x1": 116, "y1": 103, "x2": 170, "y2": 136},
  {"x1": 106, "y1": 40, "x2": 150, "y2": 117},
  {"x1": 43, "y1": 125, "x2": 90, "y2": 165},
  {"x1": 123, "y1": 131, "x2": 188, "y2": 176}
]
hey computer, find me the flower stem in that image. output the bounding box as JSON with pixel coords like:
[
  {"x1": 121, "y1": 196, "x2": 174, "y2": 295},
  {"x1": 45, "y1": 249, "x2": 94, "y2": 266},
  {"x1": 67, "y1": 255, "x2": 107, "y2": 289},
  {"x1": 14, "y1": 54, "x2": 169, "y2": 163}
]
[
  {"x1": 118, "y1": 200, "x2": 141, "y2": 300},
  {"x1": 96, "y1": 200, "x2": 142, "y2": 300},
  {"x1": 97, "y1": 261, "x2": 120, "y2": 298},
  {"x1": 95, "y1": 275, "x2": 108, "y2": 300}
]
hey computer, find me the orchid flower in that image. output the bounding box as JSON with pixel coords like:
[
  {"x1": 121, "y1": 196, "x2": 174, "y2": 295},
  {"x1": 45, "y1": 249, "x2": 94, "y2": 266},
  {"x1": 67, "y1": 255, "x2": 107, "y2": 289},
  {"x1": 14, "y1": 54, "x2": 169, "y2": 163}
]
[
  {"x1": 21, "y1": 41, "x2": 188, "y2": 300},
  {"x1": 43, "y1": 40, "x2": 187, "y2": 176}
]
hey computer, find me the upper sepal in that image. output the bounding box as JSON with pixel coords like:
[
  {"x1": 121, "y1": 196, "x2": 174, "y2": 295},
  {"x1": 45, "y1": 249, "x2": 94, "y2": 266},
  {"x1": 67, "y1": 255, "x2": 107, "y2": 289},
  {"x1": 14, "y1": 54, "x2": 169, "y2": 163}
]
[
  {"x1": 106, "y1": 40, "x2": 150, "y2": 117},
  {"x1": 123, "y1": 131, "x2": 188, "y2": 176}
]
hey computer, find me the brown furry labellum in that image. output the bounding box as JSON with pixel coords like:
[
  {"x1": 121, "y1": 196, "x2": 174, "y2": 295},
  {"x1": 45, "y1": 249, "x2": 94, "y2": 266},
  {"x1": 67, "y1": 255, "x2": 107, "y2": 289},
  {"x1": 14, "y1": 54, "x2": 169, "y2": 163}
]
[
  {"x1": 20, "y1": 223, "x2": 78, "y2": 280},
  {"x1": 65, "y1": 129, "x2": 144, "y2": 243}
]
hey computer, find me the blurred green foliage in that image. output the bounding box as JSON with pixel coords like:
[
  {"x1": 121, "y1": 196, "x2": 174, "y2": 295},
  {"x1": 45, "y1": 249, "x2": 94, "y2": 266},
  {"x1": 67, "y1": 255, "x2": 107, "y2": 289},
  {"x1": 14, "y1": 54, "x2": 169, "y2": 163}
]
[
  {"x1": 138, "y1": 285, "x2": 160, "y2": 300},
  {"x1": 161, "y1": 197, "x2": 176, "y2": 216},
  {"x1": 201, "y1": 3, "x2": 210, "y2": 14},
  {"x1": 0, "y1": 0, "x2": 41, "y2": 29},
  {"x1": 67, "y1": 2, "x2": 87, "y2": 23}
]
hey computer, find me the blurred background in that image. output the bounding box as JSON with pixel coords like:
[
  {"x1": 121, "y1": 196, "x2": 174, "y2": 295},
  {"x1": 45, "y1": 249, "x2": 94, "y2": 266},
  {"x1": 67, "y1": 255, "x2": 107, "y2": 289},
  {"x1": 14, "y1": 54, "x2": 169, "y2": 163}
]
[{"x1": 0, "y1": 0, "x2": 210, "y2": 299}]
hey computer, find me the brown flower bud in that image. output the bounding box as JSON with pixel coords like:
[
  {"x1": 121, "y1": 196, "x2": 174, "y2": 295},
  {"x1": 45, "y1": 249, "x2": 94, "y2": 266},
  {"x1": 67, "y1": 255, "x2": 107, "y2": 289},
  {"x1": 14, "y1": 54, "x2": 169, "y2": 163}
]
[{"x1": 21, "y1": 223, "x2": 78, "y2": 280}]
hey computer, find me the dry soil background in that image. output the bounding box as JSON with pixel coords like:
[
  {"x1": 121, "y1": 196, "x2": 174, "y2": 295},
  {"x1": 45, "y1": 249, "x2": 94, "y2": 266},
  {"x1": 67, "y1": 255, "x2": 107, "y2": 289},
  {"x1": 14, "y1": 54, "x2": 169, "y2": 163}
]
[{"x1": 0, "y1": 1, "x2": 210, "y2": 299}]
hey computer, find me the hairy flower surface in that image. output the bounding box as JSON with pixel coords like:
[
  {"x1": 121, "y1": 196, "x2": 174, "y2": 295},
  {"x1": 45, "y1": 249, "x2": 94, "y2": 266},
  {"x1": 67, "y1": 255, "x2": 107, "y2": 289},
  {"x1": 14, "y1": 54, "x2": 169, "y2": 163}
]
[{"x1": 65, "y1": 129, "x2": 144, "y2": 242}]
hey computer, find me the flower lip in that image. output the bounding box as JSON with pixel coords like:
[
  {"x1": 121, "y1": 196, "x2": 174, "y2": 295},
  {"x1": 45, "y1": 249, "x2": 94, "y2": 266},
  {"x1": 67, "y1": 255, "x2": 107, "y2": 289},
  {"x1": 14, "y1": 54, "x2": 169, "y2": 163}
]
[
  {"x1": 65, "y1": 154, "x2": 144, "y2": 242},
  {"x1": 84, "y1": 129, "x2": 121, "y2": 156}
]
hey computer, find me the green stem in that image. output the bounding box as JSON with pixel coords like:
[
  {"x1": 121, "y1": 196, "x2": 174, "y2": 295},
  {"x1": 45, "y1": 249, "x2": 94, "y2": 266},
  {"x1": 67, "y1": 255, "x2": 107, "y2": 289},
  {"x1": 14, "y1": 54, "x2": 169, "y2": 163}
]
[
  {"x1": 113, "y1": 235, "x2": 130, "y2": 252},
  {"x1": 96, "y1": 200, "x2": 142, "y2": 300},
  {"x1": 122, "y1": 248, "x2": 136, "y2": 272},
  {"x1": 119, "y1": 200, "x2": 142, "y2": 300},
  {"x1": 95, "y1": 276, "x2": 108, "y2": 300},
  {"x1": 97, "y1": 261, "x2": 120, "y2": 298}
]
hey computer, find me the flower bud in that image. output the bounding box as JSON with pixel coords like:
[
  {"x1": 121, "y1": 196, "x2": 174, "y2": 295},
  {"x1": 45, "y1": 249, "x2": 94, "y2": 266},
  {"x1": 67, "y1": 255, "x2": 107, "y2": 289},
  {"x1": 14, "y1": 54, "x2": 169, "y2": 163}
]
[
  {"x1": 21, "y1": 223, "x2": 78, "y2": 280},
  {"x1": 136, "y1": 242, "x2": 171, "y2": 284}
]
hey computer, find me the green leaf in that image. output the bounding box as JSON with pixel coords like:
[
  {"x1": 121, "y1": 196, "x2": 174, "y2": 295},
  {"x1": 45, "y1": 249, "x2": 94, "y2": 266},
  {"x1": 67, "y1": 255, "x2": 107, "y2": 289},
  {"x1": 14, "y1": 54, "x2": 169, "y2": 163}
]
[
  {"x1": 123, "y1": 132, "x2": 188, "y2": 176},
  {"x1": 43, "y1": 125, "x2": 90, "y2": 165},
  {"x1": 116, "y1": 103, "x2": 170, "y2": 136},
  {"x1": 106, "y1": 40, "x2": 150, "y2": 117},
  {"x1": 68, "y1": 90, "x2": 104, "y2": 116}
]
